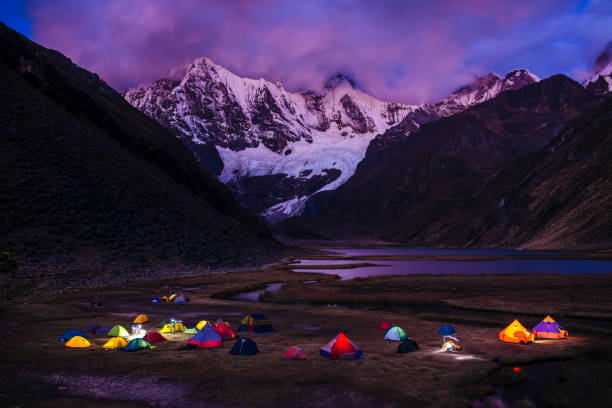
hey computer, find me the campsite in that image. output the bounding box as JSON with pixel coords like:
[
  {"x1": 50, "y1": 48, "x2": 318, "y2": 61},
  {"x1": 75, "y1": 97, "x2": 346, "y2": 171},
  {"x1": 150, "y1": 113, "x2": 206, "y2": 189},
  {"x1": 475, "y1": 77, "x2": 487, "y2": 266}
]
[{"x1": 2, "y1": 254, "x2": 612, "y2": 407}]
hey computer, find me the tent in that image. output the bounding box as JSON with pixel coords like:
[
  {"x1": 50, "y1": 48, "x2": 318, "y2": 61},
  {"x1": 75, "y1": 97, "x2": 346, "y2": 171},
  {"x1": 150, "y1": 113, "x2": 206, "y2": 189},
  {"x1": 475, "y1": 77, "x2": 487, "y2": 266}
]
[
  {"x1": 215, "y1": 318, "x2": 230, "y2": 326},
  {"x1": 282, "y1": 346, "x2": 309, "y2": 360},
  {"x1": 94, "y1": 325, "x2": 111, "y2": 335},
  {"x1": 320, "y1": 333, "x2": 363, "y2": 360},
  {"x1": 143, "y1": 331, "x2": 167, "y2": 344},
  {"x1": 441, "y1": 339, "x2": 462, "y2": 351},
  {"x1": 188, "y1": 323, "x2": 222, "y2": 348},
  {"x1": 213, "y1": 322, "x2": 236, "y2": 340},
  {"x1": 384, "y1": 326, "x2": 408, "y2": 341},
  {"x1": 379, "y1": 321, "x2": 392, "y2": 331},
  {"x1": 159, "y1": 322, "x2": 186, "y2": 333},
  {"x1": 237, "y1": 314, "x2": 274, "y2": 334},
  {"x1": 151, "y1": 296, "x2": 160, "y2": 303},
  {"x1": 65, "y1": 336, "x2": 91, "y2": 348},
  {"x1": 168, "y1": 294, "x2": 177, "y2": 302},
  {"x1": 80, "y1": 322, "x2": 100, "y2": 333},
  {"x1": 59, "y1": 329, "x2": 87, "y2": 342},
  {"x1": 103, "y1": 336, "x2": 128, "y2": 349},
  {"x1": 195, "y1": 320, "x2": 209, "y2": 330},
  {"x1": 229, "y1": 337, "x2": 259, "y2": 356},
  {"x1": 161, "y1": 296, "x2": 169, "y2": 302},
  {"x1": 184, "y1": 328, "x2": 198, "y2": 334},
  {"x1": 122, "y1": 338, "x2": 152, "y2": 352},
  {"x1": 133, "y1": 314, "x2": 149, "y2": 324},
  {"x1": 174, "y1": 296, "x2": 186, "y2": 303},
  {"x1": 397, "y1": 339, "x2": 419, "y2": 353},
  {"x1": 158, "y1": 319, "x2": 174, "y2": 328},
  {"x1": 499, "y1": 320, "x2": 535, "y2": 344},
  {"x1": 107, "y1": 325, "x2": 130, "y2": 338},
  {"x1": 438, "y1": 325, "x2": 457, "y2": 336},
  {"x1": 532, "y1": 316, "x2": 568, "y2": 339}
]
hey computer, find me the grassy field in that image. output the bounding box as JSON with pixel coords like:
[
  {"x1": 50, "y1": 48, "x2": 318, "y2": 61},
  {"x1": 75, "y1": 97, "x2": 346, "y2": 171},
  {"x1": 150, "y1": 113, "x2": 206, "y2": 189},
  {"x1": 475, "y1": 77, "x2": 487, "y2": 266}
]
[{"x1": 1, "y1": 259, "x2": 611, "y2": 407}]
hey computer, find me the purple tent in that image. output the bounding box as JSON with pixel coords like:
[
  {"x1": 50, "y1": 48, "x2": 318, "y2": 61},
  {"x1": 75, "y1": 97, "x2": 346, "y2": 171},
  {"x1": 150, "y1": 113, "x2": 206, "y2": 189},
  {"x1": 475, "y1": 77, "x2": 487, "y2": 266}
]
[
  {"x1": 81, "y1": 322, "x2": 101, "y2": 333},
  {"x1": 94, "y1": 325, "x2": 112, "y2": 335},
  {"x1": 532, "y1": 316, "x2": 568, "y2": 339}
]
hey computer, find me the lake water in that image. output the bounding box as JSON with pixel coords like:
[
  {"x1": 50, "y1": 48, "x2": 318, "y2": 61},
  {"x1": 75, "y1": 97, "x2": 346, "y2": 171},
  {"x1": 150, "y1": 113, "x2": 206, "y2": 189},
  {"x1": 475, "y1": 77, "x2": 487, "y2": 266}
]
[
  {"x1": 291, "y1": 249, "x2": 611, "y2": 279},
  {"x1": 230, "y1": 283, "x2": 283, "y2": 302}
]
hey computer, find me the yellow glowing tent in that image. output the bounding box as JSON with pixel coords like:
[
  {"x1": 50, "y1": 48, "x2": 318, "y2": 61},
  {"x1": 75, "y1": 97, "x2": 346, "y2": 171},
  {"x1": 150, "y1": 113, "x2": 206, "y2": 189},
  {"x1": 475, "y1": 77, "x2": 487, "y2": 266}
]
[
  {"x1": 103, "y1": 336, "x2": 128, "y2": 349},
  {"x1": 168, "y1": 294, "x2": 177, "y2": 302},
  {"x1": 195, "y1": 320, "x2": 209, "y2": 330},
  {"x1": 133, "y1": 314, "x2": 149, "y2": 324},
  {"x1": 499, "y1": 319, "x2": 535, "y2": 344},
  {"x1": 159, "y1": 322, "x2": 186, "y2": 333},
  {"x1": 65, "y1": 336, "x2": 91, "y2": 348}
]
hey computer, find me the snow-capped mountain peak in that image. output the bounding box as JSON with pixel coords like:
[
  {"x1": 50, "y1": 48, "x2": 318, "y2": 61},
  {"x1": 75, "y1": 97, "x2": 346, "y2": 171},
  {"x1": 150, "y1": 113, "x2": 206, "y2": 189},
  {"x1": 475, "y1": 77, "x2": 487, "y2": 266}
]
[{"x1": 584, "y1": 43, "x2": 612, "y2": 95}]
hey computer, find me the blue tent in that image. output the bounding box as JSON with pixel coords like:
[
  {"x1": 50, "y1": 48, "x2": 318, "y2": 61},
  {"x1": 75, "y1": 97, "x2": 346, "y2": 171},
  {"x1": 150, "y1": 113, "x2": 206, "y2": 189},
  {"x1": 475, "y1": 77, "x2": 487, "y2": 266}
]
[
  {"x1": 438, "y1": 325, "x2": 457, "y2": 336},
  {"x1": 188, "y1": 323, "x2": 222, "y2": 348},
  {"x1": 59, "y1": 329, "x2": 87, "y2": 342},
  {"x1": 94, "y1": 325, "x2": 111, "y2": 335},
  {"x1": 229, "y1": 337, "x2": 259, "y2": 356},
  {"x1": 122, "y1": 338, "x2": 152, "y2": 352},
  {"x1": 151, "y1": 296, "x2": 160, "y2": 303}
]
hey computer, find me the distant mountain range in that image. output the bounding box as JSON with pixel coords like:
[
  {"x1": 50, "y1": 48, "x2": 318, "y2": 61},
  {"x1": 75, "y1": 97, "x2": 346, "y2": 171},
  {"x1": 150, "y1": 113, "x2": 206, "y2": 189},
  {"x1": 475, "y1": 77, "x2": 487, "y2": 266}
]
[
  {"x1": 124, "y1": 60, "x2": 539, "y2": 222},
  {"x1": 0, "y1": 23, "x2": 281, "y2": 280}
]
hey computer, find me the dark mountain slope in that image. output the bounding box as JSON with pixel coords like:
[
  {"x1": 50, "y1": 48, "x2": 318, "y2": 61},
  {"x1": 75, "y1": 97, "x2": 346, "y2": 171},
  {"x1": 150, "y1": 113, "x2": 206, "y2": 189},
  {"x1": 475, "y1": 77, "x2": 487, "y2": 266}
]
[
  {"x1": 0, "y1": 23, "x2": 281, "y2": 282},
  {"x1": 277, "y1": 76, "x2": 609, "y2": 249}
]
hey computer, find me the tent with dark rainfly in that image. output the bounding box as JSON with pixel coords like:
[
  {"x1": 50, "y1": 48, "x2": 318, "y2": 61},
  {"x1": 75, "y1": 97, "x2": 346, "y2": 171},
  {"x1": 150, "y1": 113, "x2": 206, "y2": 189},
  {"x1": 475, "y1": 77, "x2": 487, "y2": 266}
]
[
  {"x1": 65, "y1": 336, "x2": 91, "y2": 348},
  {"x1": 397, "y1": 338, "x2": 419, "y2": 353},
  {"x1": 59, "y1": 329, "x2": 87, "y2": 342},
  {"x1": 107, "y1": 325, "x2": 130, "y2": 338},
  {"x1": 282, "y1": 346, "x2": 309, "y2": 360},
  {"x1": 122, "y1": 338, "x2": 153, "y2": 352},
  {"x1": 384, "y1": 326, "x2": 408, "y2": 341},
  {"x1": 532, "y1": 316, "x2": 568, "y2": 339},
  {"x1": 379, "y1": 321, "x2": 391, "y2": 331},
  {"x1": 94, "y1": 325, "x2": 111, "y2": 335},
  {"x1": 438, "y1": 325, "x2": 457, "y2": 336},
  {"x1": 188, "y1": 323, "x2": 222, "y2": 348},
  {"x1": 229, "y1": 337, "x2": 259, "y2": 356},
  {"x1": 237, "y1": 314, "x2": 274, "y2": 334},
  {"x1": 320, "y1": 333, "x2": 363, "y2": 360},
  {"x1": 499, "y1": 320, "x2": 535, "y2": 344},
  {"x1": 103, "y1": 336, "x2": 128, "y2": 350},
  {"x1": 80, "y1": 323, "x2": 100, "y2": 333},
  {"x1": 213, "y1": 321, "x2": 236, "y2": 340},
  {"x1": 143, "y1": 331, "x2": 167, "y2": 344}
]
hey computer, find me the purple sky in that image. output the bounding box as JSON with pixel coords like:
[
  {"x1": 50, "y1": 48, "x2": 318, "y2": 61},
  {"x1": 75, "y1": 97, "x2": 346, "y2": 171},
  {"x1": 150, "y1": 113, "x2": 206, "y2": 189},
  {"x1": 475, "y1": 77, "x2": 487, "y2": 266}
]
[{"x1": 6, "y1": 0, "x2": 612, "y2": 103}]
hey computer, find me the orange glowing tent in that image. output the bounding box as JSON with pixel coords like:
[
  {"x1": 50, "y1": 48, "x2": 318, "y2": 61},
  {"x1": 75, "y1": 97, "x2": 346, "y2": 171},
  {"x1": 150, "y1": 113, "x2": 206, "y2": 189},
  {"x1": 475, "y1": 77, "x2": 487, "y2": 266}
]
[
  {"x1": 133, "y1": 314, "x2": 149, "y2": 324},
  {"x1": 499, "y1": 319, "x2": 535, "y2": 344}
]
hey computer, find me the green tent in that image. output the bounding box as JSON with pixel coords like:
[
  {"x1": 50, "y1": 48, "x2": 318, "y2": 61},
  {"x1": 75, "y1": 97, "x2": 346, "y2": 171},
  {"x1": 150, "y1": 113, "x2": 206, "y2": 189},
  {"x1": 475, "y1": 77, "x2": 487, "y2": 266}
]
[
  {"x1": 384, "y1": 325, "x2": 408, "y2": 341},
  {"x1": 107, "y1": 325, "x2": 129, "y2": 337},
  {"x1": 184, "y1": 327, "x2": 198, "y2": 334},
  {"x1": 122, "y1": 338, "x2": 152, "y2": 352}
]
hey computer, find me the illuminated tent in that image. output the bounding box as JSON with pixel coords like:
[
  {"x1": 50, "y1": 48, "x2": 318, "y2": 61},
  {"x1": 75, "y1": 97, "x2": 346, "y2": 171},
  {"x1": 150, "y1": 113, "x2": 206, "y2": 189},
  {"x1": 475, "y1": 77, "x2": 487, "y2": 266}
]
[
  {"x1": 161, "y1": 296, "x2": 169, "y2": 302},
  {"x1": 320, "y1": 333, "x2": 363, "y2": 360},
  {"x1": 438, "y1": 325, "x2": 457, "y2": 336},
  {"x1": 94, "y1": 325, "x2": 111, "y2": 335},
  {"x1": 158, "y1": 319, "x2": 173, "y2": 328},
  {"x1": 122, "y1": 338, "x2": 152, "y2": 352},
  {"x1": 229, "y1": 337, "x2": 259, "y2": 356},
  {"x1": 282, "y1": 346, "x2": 309, "y2": 360},
  {"x1": 151, "y1": 296, "x2": 160, "y2": 303},
  {"x1": 65, "y1": 336, "x2": 91, "y2": 348},
  {"x1": 397, "y1": 339, "x2": 419, "y2": 353},
  {"x1": 184, "y1": 328, "x2": 198, "y2": 334},
  {"x1": 80, "y1": 322, "x2": 100, "y2": 333},
  {"x1": 103, "y1": 336, "x2": 128, "y2": 349},
  {"x1": 499, "y1": 320, "x2": 535, "y2": 344},
  {"x1": 174, "y1": 297, "x2": 186, "y2": 303},
  {"x1": 59, "y1": 329, "x2": 87, "y2": 342},
  {"x1": 195, "y1": 320, "x2": 209, "y2": 330},
  {"x1": 168, "y1": 294, "x2": 177, "y2": 302},
  {"x1": 143, "y1": 331, "x2": 167, "y2": 344},
  {"x1": 213, "y1": 322, "x2": 236, "y2": 340},
  {"x1": 379, "y1": 321, "x2": 391, "y2": 331},
  {"x1": 133, "y1": 314, "x2": 149, "y2": 324},
  {"x1": 532, "y1": 316, "x2": 568, "y2": 339},
  {"x1": 107, "y1": 325, "x2": 130, "y2": 338},
  {"x1": 441, "y1": 339, "x2": 462, "y2": 351},
  {"x1": 188, "y1": 323, "x2": 222, "y2": 348},
  {"x1": 237, "y1": 314, "x2": 274, "y2": 334},
  {"x1": 384, "y1": 326, "x2": 408, "y2": 341},
  {"x1": 159, "y1": 322, "x2": 186, "y2": 333}
]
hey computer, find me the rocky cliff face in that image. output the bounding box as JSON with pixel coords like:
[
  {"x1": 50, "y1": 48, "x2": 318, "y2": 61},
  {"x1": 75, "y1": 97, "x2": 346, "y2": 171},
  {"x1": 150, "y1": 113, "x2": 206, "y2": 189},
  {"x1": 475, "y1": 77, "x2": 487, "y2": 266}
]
[
  {"x1": 276, "y1": 75, "x2": 609, "y2": 250},
  {"x1": 125, "y1": 59, "x2": 539, "y2": 221},
  {"x1": 584, "y1": 42, "x2": 612, "y2": 95}
]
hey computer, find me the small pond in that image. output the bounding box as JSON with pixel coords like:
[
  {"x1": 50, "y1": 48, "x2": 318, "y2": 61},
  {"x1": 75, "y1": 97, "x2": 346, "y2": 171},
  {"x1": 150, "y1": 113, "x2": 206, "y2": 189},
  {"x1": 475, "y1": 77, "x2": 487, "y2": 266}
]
[{"x1": 230, "y1": 283, "x2": 283, "y2": 302}]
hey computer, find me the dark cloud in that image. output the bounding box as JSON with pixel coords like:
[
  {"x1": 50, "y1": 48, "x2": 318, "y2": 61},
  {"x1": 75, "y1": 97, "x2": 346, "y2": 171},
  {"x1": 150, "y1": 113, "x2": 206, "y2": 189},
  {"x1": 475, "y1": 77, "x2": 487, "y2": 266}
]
[{"x1": 27, "y1": 0, "x2": 612, "y2": 103}]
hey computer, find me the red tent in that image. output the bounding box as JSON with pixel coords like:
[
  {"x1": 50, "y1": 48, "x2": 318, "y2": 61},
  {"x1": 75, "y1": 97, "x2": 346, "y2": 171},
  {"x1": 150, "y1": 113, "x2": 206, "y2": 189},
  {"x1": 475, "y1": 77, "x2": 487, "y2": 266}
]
[
  {"x1": 282, "y1": 346, "x2": 309, "y2": 360},
  {"x1": 143, "y1": 331, "x2": 167, "y2": 344},
  {"x1": 379, "y1": 321, "x2": 391, "y2": 331},
  {"x1": 320, "y1": 332, "x2": 363, "y2": 360},
  {"x1": 213, "y1": 322, "x2": 236, "y2": 340}
]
